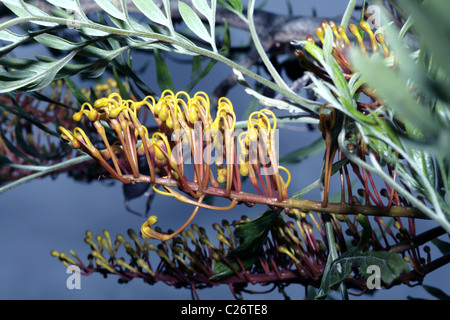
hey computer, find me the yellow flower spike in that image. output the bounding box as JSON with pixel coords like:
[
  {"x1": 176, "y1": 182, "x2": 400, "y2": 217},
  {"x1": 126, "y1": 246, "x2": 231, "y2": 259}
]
[
  {"x1": 189, "y1": 107, "x2": 199, "y2": 124},
  {"x1": 239, "y1": 162, "x2": 249, "y2": 176},
  {"x1": 306, "y1": 35, "x2": 315, "y2": 44},
  {"x1": 153, "y1": 101, "x2": 162, "y2": 116},
  {"x1": 329, "y1": 20, "x2": 345, "y2": 50},
  {"x1": 72, "y1": 111, "x2": 84, "y2": 122},
  {"x1": 141, "y1": 195, "x2": 205, "y2": 241},
  {"x1": 161, "y1": 89, "x2": 175, "y2": 99},
  {"x1": 138, "y1": 95, "x2": 156, "y2": 112},
  {"x1": 216, "y1": 97, "x2": 236, "y2": 130},
  {"x1": 217, "y1": 172, "x2": 226, "y2": 184},
  {"x1": 278, "y1": 165, "x2": 291, "y2": 187},
  {"x1": 193, "y1": 91, "x2": 210, "y2": 116},
  {"x1": 165, "y1": 115, "x2": 173, "y2": 129},
  {"x1": 316, "y1": 26, "x2": 325, "y2": 44},
  {"x1": 73, "y1": 102, "x2": 94, "y2": 122},
  {"x1": 375, "y1": 33, "x2": 390, "y2": 58},
  {"x1": 174, "y1": 91, "x2": 191, "y2": 117},
  {"x1": 360, "y1": 21, "x2": 377, "y2": 53},
  {"x1": 73, "y1": 127, "x2": 95, "y2": 149},
  {"x1": 59, "y1": 126, "x2": 74, "y2": 142},
  {"x1": 106, "y1": 92, "x2": 122, "y2": 107},
  {"x1": 94, "y1": 98, "x2": 108, "y2": 109},
  {"x1": 348, "y1": 24, "x2": 367, "y2": 55},
  {"x1": 108, "y1": 105, "x2": 126, "y2": 118},
  {"x1": 337, "y1": 25, "x2": 351, "y2": 48},
  {"x1": 248, "y1": 127, "x2": 258, "y2": 142},
  {"x1": 153, "y1": 140, "x2": 167, "y2": 161},
  {"x1": 259, "y1": 109, "x2": 277, "y2": 131},
  {"x1": 158, "y1": 104, "x2": 170, "y2": 122},
  {"x1": 152, "y1": 132, "x2": 172, "y2": 161},
  {"x1": 87, "y1": 108, "x2": 99, "y2": 122}
]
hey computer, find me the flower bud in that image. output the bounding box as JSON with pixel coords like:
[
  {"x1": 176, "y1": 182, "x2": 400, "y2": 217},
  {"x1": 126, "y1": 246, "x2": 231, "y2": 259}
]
[
  {"x1": 159, "y1": 107, "x2": 169, "y2": 122},
  {"x1": 72, "y1": 111, "x2": 83, "y2": 122},
  {"x1": 71, "y1": 138, "x2": 81, "y2": 149},
  {"x1": 88, "y1": 109, "x2": 99, "y2": 122},
  {"x1": 109, "y1": 107, "x2": 122, "y2": 118},
  {"x1": 239, "y1": 164, "x2": 249, "y2": 176},
  {"x1": 189, "y1": 110, "x2": 199, "y2": 124},
  {"x1": 94, "y1": 98, "x2": 107, "y2": 109},
  {"x1": 147, "y1": 215, "x2": 158, "y2": 225},
  {"x1": 50, "y1": 250, "x2": 59, "y2": 257}
]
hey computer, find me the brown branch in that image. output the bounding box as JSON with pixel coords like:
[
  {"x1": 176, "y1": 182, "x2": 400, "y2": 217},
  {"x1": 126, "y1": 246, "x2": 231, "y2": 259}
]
[{"x1": 122, "y1": 174, "x2": 429, "y2": 219}]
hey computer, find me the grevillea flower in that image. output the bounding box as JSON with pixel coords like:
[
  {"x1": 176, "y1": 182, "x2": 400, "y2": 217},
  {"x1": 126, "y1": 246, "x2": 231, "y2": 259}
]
[
  {"x1": 294, "y1": 20, "x2": 392, "y2": 113},
  {"x1": 59, "y1": 90, "x2": 291, "y2": 241}
]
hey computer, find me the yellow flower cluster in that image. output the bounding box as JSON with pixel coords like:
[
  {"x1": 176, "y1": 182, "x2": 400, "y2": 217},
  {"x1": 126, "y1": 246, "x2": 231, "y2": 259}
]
[{"x1": 59, "y1": 90, "x2": 290, "y2": 241}]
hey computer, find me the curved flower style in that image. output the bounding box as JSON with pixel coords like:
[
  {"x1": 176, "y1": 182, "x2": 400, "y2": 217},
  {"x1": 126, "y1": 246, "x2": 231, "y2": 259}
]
[{"x1": 59, "y1": 90, "x2": 291, "y2": 241}]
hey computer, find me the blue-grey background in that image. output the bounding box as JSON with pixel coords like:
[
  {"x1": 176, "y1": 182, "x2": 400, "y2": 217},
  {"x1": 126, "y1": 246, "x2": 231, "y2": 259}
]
[{"x1": 1, "y1": 0, "x2": 448, "y2": 300}]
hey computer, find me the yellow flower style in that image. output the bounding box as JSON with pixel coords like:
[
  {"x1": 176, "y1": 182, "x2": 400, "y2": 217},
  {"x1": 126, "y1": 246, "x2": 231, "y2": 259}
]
[{"x1": 59, "y1": 90, "x2": 290, "y2": 241}]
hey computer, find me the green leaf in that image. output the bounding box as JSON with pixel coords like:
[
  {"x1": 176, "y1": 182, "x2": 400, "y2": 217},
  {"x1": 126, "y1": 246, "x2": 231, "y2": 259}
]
[
  {"x1": 93, "y1": 0, "x2": 124, "y2": 20},
  {"x1": 184, "y1": 58, "x2": 216, "y2": 93},
  {"x1": 228, "y1": 0, "x2": 243, "y2": 13},
  {"x1": 315, "y1": 249, "x2": 410, "y2": 299},
  {"x1": 399, "y1": 0, "x2": 450, "y2": 99},
  {"x1": 153, "y1": 49, "x2": 174, "y2": 92},
  {"x1": 131, "y1": 0, "x2": 169, "y2": 27},
  {"x1": 422, "y1": 285, "x2": 450, "y2": 300},
  {"x1": 2, "y1": 0, "x2": 58, "y2": 27},
  {"x1": 112, "y1": 68, "x2": 131, "y2": 100},
  {"x1": 190, "y1": 56, "x2": 202, "y2": 82},
  {"x1": 405, "y1": 122, "x2": 436, "y2": 188},
  {"x1": 316, "y1": 214, "x2": 408, "y2": 299},
  {"x1": 0, "y1": 51, "x2": 78, "y2": 93},
  {"x1": 34, "y1": 33, "x2": 79, "y2": 51},
  {"x1": 0, "y1": 131, "x2": 39, "y2": 165},
  {"x1": 192, "y1": 0, "x2": 212, "y2": 20},
  {"x1": 350, "y1": 50, "x2": 439, "y2": 136},
  {"x1": 178, "y1": 1, "x2": 212, "y2": 43},
  {"x1": 64, "y1": 77, "x2": 91, "y2": 105},
  {"x1": 211, "y1": 209, "x2": 280, "y2": 279},
  {"x1": 14, "y1": 124, "x2": 42, "y2": 161},
  {"x1": 431, "y1": 238, "x2": 450, "y2": 255}
]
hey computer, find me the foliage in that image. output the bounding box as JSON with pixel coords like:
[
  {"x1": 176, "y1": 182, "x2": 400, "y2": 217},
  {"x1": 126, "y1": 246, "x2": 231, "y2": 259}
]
[{"x1": 0, "y1": 0, "x2": 449, "y2": 300}]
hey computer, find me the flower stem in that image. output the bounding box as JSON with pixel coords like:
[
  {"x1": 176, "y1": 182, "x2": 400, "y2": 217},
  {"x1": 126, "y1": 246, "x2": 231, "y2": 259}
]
[{"x1": 126, "y1": 175, "x2": 429, "y2": 219}]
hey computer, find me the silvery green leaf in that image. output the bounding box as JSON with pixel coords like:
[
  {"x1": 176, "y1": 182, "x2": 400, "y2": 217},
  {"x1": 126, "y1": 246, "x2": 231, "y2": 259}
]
[
  {"x1": 46, "y1": 0, "x2": 79, "y2": 11},
  {"x1": 0, "y1": 29, "x2": 29, "y2": 55},
  {"x1": 131, "y1": 0, "x2": 169, "y2": 27},
  {"x1": 0, "y1": 51, "x2": 78, "y2": 93},
  {"x1": 350, "y1": 49, "x2": 438, "y2": 135},
  {"x1": 178, "y1": 1, "x2": 212, "y2": 43},
  {"x1": 34, "y1": 34, "x2": 79, "y2": 51},
  {"x1": 93, "y1": 0, "x2": 124, "y2": 20},
  {"x1": 234, "y1": 69, "x2": 322, "y2": 114},
  {"x1": 2, "y1": 0, "x2": 57, "y2": 27},
  {"x1": 192, "y1": 0, "x2": 212, "y2": 20}
]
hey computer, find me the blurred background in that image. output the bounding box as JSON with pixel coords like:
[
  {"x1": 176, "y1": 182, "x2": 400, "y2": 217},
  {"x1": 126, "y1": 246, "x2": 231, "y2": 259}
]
[{"x1": 0, "y1": 0, "x2": 448, "y2": 300}]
